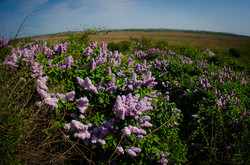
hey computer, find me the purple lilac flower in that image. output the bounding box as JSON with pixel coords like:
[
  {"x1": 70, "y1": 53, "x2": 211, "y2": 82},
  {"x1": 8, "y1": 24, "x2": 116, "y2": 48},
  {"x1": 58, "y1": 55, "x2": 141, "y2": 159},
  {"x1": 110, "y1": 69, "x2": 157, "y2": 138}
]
[
  {"x1": 131, "y1": 147, "x2": 141, "y2": 153},
  {"x1": 30, "y1": 61, "x2": 43, "y2": 78},
  {"x1": 108, "y1": 77, "x2": 115, "y2": 87},
  {"x1": 77, "y1": 77, "x2": 98, "y2": 94},
  {"x1": 126, "y1": 149, "x2": 137, "y2": 157},
  {"x1": 44, "y1": 97, "x2": 59, "y2": 109},
  {"x1": 121, "y1": 127, "x2": 131, "y2": 137},
  {"x1": 66, "y1": 55, "x2": 73, "y2": 69},
  {"x1": 47, "y1": 61, "x2": 52, "y2": 67},
  {"x1": 56, "y1": 93, "x2": 66, "y2": 102},
  {"x1": 95, "y1": 81, "x2": 105, "y2": 91},
  {"x1": 89, "y1": 41, "x2": 98, "y2": 48},
  {"x1": 36, "y1": 76, "x2": 48, "y2": 91},
  {"x1": 117, "y1": 71, "x2": 125, "y2": 77},
  {"x1": 36, "y1": 101, "x2": 43, "y2": 108},
  {"x1": 105, "y1": 86, "x2": 117, "y2": 94},
  {"x1": 127, "y1": 84, "x2": 134, "y2": 91},
  {"x1": 107, "y1": 66, "x2": 112, "y2": 75},
  {"x1": 139, "y1": 121, "x2": 153, "y2": 128},
  {"x1": 90, "y1": 121, "x2": 118, "y2": 145},
  {"x1": 157, "y1": 157, "x2": 168, "y2": 165},
  {"x1": 87, "y1": 58, "x2": 96, "y2": 71},
  {"x1": 1, "y1": 39, "x2": 9, "y2": 48},
  {"x1": 173, "y1": 122, "x2": 178, "y2": 126},
  {"x1": 84, "y1": 46, "x2": 93, "y2": 57},
  {"x1": 65, "y1": 91, "x2": 75, "y2": 101},
  {"x1": 64, "y1": 123, "x2": 71, "y2": 131},
  {"x1": 59, "y1": 65, "x2": 67, "y2": 70},
  {"x1": 3, "y1": 51, "x2": 19, "y2": 69},
  {"x1": 216, "y1": 98, "x2": 223, "y2": 106},
  {"x1": 192, "y1": 114, "x2": 198, "y2": 118},
  {"x1": 116, "y1": 144, "x2": 124, "y2": 154},
  {"x1": 101, "y1": 42, "x2": 107, "y2": 51},
  {"x1": 69, "y1": 121, "x2": 91, "y2": 141},
  {"x1": 127, "y1": 58, "x2": 135, "y2": 66},
  {"x1": 54, "y1": 42, "x2": 67, "y2": 54},
  {"x1": 113, "y1": 93, "x2": 153, "y2": 120},
  {"x1": 79, "y1": 114, "x2": 85, "y2": 119},
  {"x1": 163, "y1": 95, "x2": 170, "y2": 101},
  {"x1": 137, "y1": 135, "x2": 144, "y2": 139},
  {"x1": 76, "y1": 97, "x2": 89, "y2": 114}
]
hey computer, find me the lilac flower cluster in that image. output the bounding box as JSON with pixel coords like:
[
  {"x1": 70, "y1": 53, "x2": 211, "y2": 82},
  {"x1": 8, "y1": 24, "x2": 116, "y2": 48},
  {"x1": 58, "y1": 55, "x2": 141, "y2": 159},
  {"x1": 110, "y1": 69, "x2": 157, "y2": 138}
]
[
  {"x1": 1, "y1": 39, "x2": 9, "y2": 48},
  {"x1": 135, "y1": 50, "x2": 147, "y2": 59},
  {"x1": 129, "y1": 71, "x2": 158, "y2": 90},
  {"x1": 198, "y1": 76, "x2": 212, "y2": 89},
  {"x1": 100, "y1": 42, "x2": 108, "y2": 52},
  {"x1": 150, "y1": 58, "x2": 169, "y2": 71},
  {"x1": 87, "y1": 58, "x2": 96, "y2": 71},
  {"x1": 36, "y1": 76, "x2": 59, "y2": 109},
  {"x1": 64, "y1": 120, "x2": 92, "y2": 143},
  {"x1": 134, "y1": 59, "x2": 152, "y2": 74},
  {"x1": 43, "y1": 42, "x2": 54, "y2": 58},
  {"x1": 113, "y1": 93, "x2": 153, "y2": 120},
  {"x1": 83, "y1": 46, "x2": 93, "y2": 57},
  {"x1": 89, "y1": 41, "x2": 98, "y2": 48},
  {"x1": 106, "y1": 76, "x2": 118, "y2": 93},
  {"x1": 214, "y1": 89, "x2": 222, "y2": 96},
  {"x1": 77, "y1": 77, "x2": 98, "y2": 94},
  {"x1": 116, "y1": 71, "x2": 125, "y2": 78},
  {"x1": 157, "y1": 152, "x2": 170, "y2": 165},
  {"x1": 3, "y1": 51, "x2": 18, "y2": 69},
  {"x1": 90, "y1": 121, "x2": 118, "y2": 145},
  {"x1": 196, "y1": 59, "x2": 208, "y2": 69},
  {"x1": 137, "y1": 115, "x2": 153, "y2": 128},
  {"x1": 121, "y1": 125, "x2": 147, "y2": 137},
  {"x1": 116, "y1": 144, "x2": 124, "y2": 154},
  {"x1": 75, "y1": 97, "x2": 89, "y2": 119},
  {"x1": 53, "y1": 42, "x2": 67, "y2": 55},
  {"x1": 126, "y1": 146, "x2": 142, "y2": 157},
  {"x1": 108, "y1": 56, "x2": 121, "y2": 67},
  {"x1": 216, "y1": 91, "x2": 238, "y2": 107},
  {"x1": 233, "y1": 108, "x2": 248, "y2": 124},
  {"x1": 59, "y1": 55, "x2": 74, "y2": 70},
  {"x1": 30, "y1": 61, "x2": 44, "y2": 78},
  {"x1": 127, "y1": 58, "x2": 135, "y2": 66},
  {"x1": 147, "y1": 90, "x2": 162, "y2": 100},
  {"x1": 107, "y1": 66, "x2": 112, "y2": 75}
]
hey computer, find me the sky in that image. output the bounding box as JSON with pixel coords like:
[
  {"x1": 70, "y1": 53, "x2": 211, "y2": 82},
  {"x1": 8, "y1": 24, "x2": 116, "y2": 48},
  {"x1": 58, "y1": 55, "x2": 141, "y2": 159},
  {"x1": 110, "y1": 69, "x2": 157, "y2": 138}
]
[{"x1": 0, "y1": 0, "x2": 250, "y2": 39}]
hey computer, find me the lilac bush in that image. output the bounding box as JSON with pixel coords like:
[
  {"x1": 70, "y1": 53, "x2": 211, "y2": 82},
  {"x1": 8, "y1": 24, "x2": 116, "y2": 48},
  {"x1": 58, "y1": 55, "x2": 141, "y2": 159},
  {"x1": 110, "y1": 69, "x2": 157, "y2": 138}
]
[{"x1": 1, "y1": 38, "x2": 248, "y2": 164}]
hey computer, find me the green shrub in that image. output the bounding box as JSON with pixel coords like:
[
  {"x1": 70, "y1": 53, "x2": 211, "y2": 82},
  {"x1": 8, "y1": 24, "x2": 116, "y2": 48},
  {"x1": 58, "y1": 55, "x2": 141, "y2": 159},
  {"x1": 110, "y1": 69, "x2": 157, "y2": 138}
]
[
  {"x1": 154, "y1": 40, "x2": 169, "y2": 50},
  {"x1": 130, "y1": 36, "x2": 153, "y2": 51},
  {"x1": 229, "y1": 48, "x2": 241, "y2": 58},
  {"x1": 107, "y1": 41, "x2": 131, "y2": 53}
]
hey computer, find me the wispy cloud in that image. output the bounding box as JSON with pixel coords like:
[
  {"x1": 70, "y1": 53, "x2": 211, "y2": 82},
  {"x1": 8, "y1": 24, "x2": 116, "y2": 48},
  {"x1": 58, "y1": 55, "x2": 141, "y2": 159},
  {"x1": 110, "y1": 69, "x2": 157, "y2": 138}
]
[
  {"x1": 34, "y1": 0, "x2": 141, "y2": 33},
  {"x1": 18, "y1": 0, "x2": 48, "y2": 12}
]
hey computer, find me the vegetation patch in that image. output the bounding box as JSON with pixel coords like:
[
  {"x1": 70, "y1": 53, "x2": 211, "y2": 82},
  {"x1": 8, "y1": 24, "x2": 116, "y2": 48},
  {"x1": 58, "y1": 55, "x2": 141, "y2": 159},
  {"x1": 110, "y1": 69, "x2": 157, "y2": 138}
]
[{"x1": 0, "y1": 32, "x2": 249, "y2": 164}]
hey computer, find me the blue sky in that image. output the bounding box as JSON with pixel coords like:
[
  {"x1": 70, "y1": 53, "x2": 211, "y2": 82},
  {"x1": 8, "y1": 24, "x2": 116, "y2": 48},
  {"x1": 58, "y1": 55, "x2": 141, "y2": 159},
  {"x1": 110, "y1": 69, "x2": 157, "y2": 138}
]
[{"x1": 0, "y1": 0, "x2": 250, "y2": 39}]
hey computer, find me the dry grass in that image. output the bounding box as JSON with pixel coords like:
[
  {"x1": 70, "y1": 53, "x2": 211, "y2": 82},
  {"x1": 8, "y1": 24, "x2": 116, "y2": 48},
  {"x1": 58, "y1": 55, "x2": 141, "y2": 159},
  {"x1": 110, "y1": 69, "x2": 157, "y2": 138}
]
[
  {"x1": 0, "y1": 66, "x2": 92, "y2": 165},
  {"x1": 30, "y1": 31, "x2": 250, "y2": 52},
  {"x1": 89, "y1": 31, "x2": 250, "y2": 52}
]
